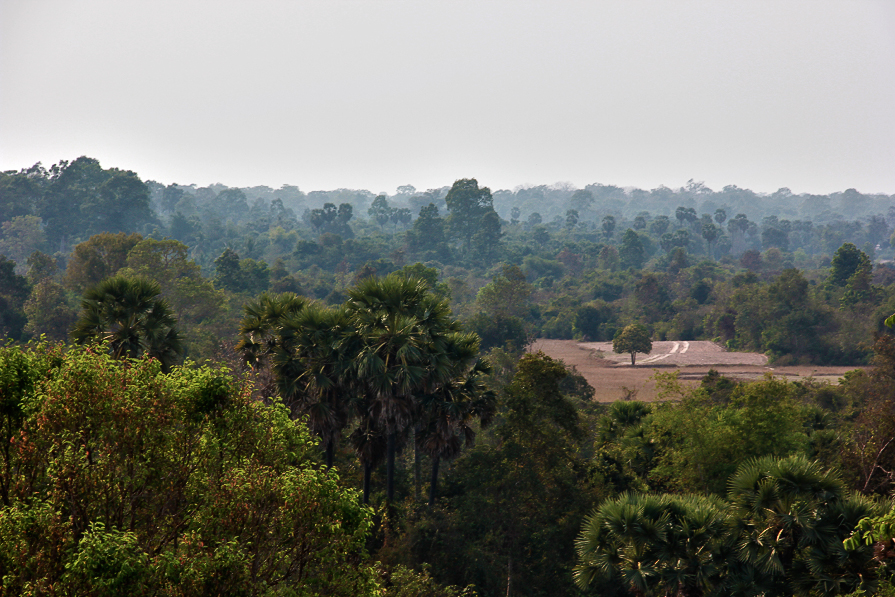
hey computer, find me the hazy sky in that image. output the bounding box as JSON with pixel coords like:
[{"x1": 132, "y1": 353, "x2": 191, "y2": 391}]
[{"x1": 2, "y1": 1, "x2": 893, "y2": 195}]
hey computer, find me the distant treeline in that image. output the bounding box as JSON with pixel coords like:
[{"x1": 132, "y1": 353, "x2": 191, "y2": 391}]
[{"x1": 2, "y1": 156, "x2": 895, "y2": 366}]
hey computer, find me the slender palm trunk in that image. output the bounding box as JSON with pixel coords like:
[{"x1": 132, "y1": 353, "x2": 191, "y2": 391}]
[
  {"x1": 363, "y1": 462, "x2": 372, "y2": 504},
  {"x1": 386, "y1": 431, "x2": 396, "y2": 502},
  {"x1": 325, "y1": 438, "x2": 334, "y2": 469},
  {"x1": 414, "y1": 426, "x2": 422, "y2": 502},
  {"x1": 429, "y1": 455, "x2": 440, "y2": 507}
]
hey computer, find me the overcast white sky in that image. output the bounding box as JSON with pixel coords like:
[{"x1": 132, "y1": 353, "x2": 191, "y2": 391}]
[{"x1": 1, "y1": 1, "x2": 893, "y2": 195}]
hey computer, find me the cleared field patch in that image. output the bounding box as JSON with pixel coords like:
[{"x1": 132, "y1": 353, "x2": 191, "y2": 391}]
[{"x1": 529, "y1": 339, "x2": 864, "y2": 403}]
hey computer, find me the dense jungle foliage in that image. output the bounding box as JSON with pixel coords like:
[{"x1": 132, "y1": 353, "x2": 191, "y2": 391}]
[{"x1": 3, "y1": 157, "x2": 895, "y2": 595}]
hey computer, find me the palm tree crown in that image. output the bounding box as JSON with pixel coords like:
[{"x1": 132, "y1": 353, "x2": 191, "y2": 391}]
[
  {"x1": 236, "y1": 291, "x2": 307, "y2": 368},
  {"x1": 416, "y1": 332, "x2": 496, "y2": 505},
  {"x1": 273, "y1": 303, "x2": 356, "y2": 467},
  {"x1": 71, "y1": 275, "x2": 183, "y2": 371}
]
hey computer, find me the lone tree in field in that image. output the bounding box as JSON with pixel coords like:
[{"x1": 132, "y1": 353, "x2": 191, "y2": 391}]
[{"x1": 613, "y1": 324, "x2": 652, "y2": 365}]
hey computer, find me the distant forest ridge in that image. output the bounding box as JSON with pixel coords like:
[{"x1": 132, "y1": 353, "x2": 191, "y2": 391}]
[
  {"x1": 3, "y1": 155, "x2": 895, "y2": 368},
  {"x1": 159, "y1": 178, "x2": 895, "y2": 224},
  {"x1": 3, "y1": 156, "x2": 894, "y2": 231}
]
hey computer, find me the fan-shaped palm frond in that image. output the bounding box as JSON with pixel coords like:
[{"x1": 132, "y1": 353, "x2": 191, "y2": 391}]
[
  {"x1": 71, "y1": 275, "x2": 183, "y2": 371},
  {"x1": 271, "y1": 303, "x2": 353, "y2": 467},
  {"x1": 575, "y1": 492, "x2": 731, "y2": 597},
  {"x1": 725, "y1": 454, "x2": 882, "y2": 596},
  {"x1": 236, "y1": 291, "x2": 307, "y2": 367}
]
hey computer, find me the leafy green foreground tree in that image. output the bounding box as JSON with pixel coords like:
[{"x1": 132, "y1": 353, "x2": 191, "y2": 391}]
[
  {"x1": 0, "y1": 342, "x2": 381, "y2": 596},
  {"x1": 843, "y1": 508, "x2": 895, "y2": 596}
]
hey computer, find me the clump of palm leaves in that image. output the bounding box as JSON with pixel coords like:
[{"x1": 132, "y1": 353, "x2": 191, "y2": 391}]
[{"x1": 575, "y1": 454, "x2": 882, "y2": 597}]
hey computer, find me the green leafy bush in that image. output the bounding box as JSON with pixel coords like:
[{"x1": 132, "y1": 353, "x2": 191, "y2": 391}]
[{"x1": 0, "y1": 343, "x2": 379, "y2": 596}]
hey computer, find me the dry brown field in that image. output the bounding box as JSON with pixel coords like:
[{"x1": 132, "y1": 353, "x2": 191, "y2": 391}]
[{"x1": 529, "y1": 339, "x2": 866, "y2": 403}]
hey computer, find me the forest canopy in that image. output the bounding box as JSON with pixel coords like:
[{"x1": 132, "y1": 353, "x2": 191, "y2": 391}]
[{"x1": 3, "y1": 157, "x2": 895, "y2": 595}]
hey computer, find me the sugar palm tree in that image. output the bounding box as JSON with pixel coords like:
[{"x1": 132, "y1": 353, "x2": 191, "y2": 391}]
[
  {"x1": 235, "y1": 291, "x2": 307, "y2": 368},
  {"x1": 71, "y1": 275, "x2": 182, "y2": 371},
  {"x1": 352, "y1": 309, "x2": 428, "y2": 503},
  {"x1": 790, "y1": 493, "x2": 881, "y2": 597},
  {"x1": 727, "y1": 454, "x2": 879, "y2": 597},
  {"x1": 239, "y1": 295, "x2": 362, "y2": 470},
  {"x1": 574, "y1": 492, "x2": 731, "y2": 597},
  {"x1": 349, "y1": 415, "x2": 388, "y2": 505},
  {"x1": 273, "y1": 304, "x2": 355, "y2": 468},
  {"x1": 345, "y1": 274, "x2": 460, "y2": 503},
  {"x1": 728, "y1": 456, "x2": 842, "y2": 584},
  {"x1": 416, "y1": 333, "x2": 496, "y2": 505}
]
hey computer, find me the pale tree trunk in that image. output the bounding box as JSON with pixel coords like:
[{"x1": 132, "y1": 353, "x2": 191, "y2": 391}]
[{"x1": 506, "y1": 554, "x2": 512, "y2": 597}]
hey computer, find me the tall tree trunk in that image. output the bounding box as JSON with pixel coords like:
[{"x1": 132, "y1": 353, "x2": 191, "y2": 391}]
[
  {"x1": 414, "y1": 426, "x2": 422, "y2": 502},
  {"x1": 325, "y1": 437, "x2": 334, "y2": 469},
  {"x1": 363, "y1": 462, "x2": 372, "y2": 505},
  {"x1": 429, "y1": 455, "x2": 440, "y2": 507},
  {"x1": 630, "y1": 352, "x2": 635, "y2": 365},
  {"x1": 386, "y1": 431, "x2": 396, "y2": 503}
]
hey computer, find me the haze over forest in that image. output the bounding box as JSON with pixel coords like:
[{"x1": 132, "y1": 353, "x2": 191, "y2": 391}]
[
  {"x1": 2, "y1": 1, "x2": 894, "y2": 195},
  {"x1": 3, "y1": 152, "x2": 895, "y2": 368}
]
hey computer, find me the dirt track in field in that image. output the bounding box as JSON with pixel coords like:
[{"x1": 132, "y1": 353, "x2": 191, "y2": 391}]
[{"x1": 529, "y1": 339, "x2": 865, "y2": 403}]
